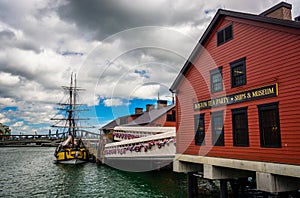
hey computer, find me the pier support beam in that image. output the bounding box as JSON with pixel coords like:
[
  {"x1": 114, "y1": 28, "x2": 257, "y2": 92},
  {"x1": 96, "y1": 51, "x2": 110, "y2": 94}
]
[
  {"x1": 187, "y1": 172, "x2": 198, "y2": 198},
  {"x1": 203, "y1": 165, "x2": 251, "y2": 198},
  {"x1": 220, "y1": 180, "x2": 228, "y2": 198},
  {"x1": 173, "y1": 160, "x2": 202, "y2": 173},
  {"x1": 204, "y1": 164, "x2": 251, "y2": 180},
  {"x1": 218, "y1": 179, "x2": 241, "y2": 198},
  {"x1": 229, "y1": 179, "x2": 240, "y2": 198},
  {"x1": 174, "y1": 160, "x2": 202, "y2": 198},
  {"x1": 256, "y1": 172, "x2": 300, "y2": 193}
]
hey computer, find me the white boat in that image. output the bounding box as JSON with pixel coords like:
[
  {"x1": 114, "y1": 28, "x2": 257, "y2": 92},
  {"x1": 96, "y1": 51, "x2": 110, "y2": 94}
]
[{"x1": 104, "y1": 127, "x2": 176, "y2": 172}]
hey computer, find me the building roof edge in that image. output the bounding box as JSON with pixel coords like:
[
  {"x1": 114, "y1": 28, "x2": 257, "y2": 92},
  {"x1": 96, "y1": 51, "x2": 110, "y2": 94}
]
[{"x1": 170, "y1": 8, "x2": 300, "y2": 92}]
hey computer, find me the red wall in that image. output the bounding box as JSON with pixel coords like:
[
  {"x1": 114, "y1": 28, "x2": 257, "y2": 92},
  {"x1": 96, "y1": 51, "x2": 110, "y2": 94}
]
[{"x1": 176, "y1": 16, "x2": 300, "y2": 165}]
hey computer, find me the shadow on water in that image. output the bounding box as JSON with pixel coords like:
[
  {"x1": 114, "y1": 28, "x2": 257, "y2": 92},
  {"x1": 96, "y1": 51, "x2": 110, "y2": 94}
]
[
  {"x1": 47, "y1": 161, "x2": 188, "y2": 197},
  {"x1": 109, "y1": 167, "x2": 188, "y2": 198}
]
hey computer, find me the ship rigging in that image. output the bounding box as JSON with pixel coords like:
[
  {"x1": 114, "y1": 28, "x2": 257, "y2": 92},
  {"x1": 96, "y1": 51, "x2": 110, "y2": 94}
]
[{"x1": 52, "y1": 73, "x2": 95, "y2": 164}]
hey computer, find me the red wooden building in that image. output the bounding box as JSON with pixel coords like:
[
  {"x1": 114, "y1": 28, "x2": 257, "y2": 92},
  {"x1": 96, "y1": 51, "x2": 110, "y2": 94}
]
[{"x1": 170, "y1": 2, "x2": 300, "y2": 194}]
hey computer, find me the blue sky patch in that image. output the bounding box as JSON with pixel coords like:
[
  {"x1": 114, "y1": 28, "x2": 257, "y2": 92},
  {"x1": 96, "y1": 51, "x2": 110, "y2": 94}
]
[{"x1": 134, "y1": 69, "x2": 150, "y2": 78}]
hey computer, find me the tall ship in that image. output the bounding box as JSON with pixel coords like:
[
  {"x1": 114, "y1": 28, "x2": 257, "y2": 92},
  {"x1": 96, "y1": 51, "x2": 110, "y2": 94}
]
[{"x1": 51, "y1": 73, "x2": 94, "y2": 164}]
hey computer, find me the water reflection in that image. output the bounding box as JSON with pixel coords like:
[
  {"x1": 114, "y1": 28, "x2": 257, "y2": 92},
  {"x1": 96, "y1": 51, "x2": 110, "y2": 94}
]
[{"x1": 0, "y1": 147, "x2": 187, "y2": 197}]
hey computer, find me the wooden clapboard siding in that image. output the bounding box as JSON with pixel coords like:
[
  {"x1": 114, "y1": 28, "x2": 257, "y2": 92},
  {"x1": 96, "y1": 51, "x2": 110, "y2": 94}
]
[{"x1": 175, "y1": 14, "x2": 300, "y2": 165}]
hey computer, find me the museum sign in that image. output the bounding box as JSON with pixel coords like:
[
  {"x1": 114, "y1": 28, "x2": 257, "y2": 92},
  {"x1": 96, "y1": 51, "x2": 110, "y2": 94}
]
[{"x1": 194, "y1": 84, "x2": 278, "y2": 110}]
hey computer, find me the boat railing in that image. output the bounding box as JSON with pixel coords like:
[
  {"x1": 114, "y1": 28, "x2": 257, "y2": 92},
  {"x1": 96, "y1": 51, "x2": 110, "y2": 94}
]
[
  {"x1": 104, "y1": 130, "x2": 176, "y2": 157},
  {"x1": 112, "y1": 126, "x2": 175, "y2": 141}
]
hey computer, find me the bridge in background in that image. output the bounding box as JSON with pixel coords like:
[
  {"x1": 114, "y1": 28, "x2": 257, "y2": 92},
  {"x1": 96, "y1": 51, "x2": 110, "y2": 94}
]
[
  {"x1": 0, "y1": 135, "x2": 61, "y2": 147},
  {"x1": 0, "y1": 130, "x2": 100, "y2": 147}
]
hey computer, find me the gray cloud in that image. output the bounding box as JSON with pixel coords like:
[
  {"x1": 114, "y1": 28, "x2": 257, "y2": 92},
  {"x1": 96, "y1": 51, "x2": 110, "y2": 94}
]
[
  {"x1": 0, "y1": 0, "x2": 299, "y2": 134},
  {"x1": 0, "y1": 29, "x2": 15, "y2": 40},
  {"x1": 57, "y1": 0, "x2": 211, "y2": 40}
]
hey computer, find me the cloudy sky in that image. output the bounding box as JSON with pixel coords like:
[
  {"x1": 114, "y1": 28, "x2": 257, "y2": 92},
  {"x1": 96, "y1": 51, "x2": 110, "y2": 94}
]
[{"x1": 0, "y1": 0, "x2": 299, "y2": 134}]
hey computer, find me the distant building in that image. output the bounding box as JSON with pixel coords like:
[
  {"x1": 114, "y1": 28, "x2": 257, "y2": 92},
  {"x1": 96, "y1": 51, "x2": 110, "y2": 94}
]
[
  {"x1": 99, "y1": 100, "x2": 176, "y2": 135},
  {"x1": 0, "y1": 123, "x2": 11, "y2": 140},
  {"x1": 170, "y1": 2, "x2": 300, "y2": 195},
  {"x1": 99, "y1": 113, "x2": 142, "y2": 135},
  {"x1": 126, "y1": 102, "x2": 176, "y2": 127}
]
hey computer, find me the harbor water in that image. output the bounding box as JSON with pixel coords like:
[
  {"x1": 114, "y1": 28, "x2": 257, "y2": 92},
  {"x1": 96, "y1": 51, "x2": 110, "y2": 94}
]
[{"x1": 0, "y1": 147, "x2": 188, "y2": 197}]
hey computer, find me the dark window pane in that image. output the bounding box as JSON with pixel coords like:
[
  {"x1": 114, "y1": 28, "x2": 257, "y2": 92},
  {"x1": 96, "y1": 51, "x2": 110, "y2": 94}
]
[
  {"x1": 212, "y1": 73, "x2": 222, "y2": 91},
  {"x1": 210, "y1": 67, "x2": 223, "y2": 93},
  {"x1": 217, "y1": 25, "x2": 233, "y2": 46},
  {"x1": 258, "y1": 103, "x2": 281, "y2": 148},
  {"x1": 232, "y1": 108, "x2": 249, "y2": 147},
  {"x1": 212, "y1": 111, "x2": 224, "y2": 146},
  {"x1": 166, "y1": 110, "x2": 176, "y2": 122},
  {"x1": 217, "y1": 30, "x2": 224, "y2": 45},
  {"x1": 225, "y1": 25, "x2": 233, "y2": 41},
  {"x1": 231, "y1": 58, "x2": 246, "y2": 87},
  {"x1": 194, "y1": 114, "x2": 205, "y2": 145}
]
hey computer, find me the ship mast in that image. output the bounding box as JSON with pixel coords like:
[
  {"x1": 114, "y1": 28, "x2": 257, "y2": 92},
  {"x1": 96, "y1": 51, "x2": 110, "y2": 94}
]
[
  {"x1": 72, "y1": 73, "x2": 77, "y2": 137},
  {"x1": 68, "y1": 73, "x2": 73, "y2": 137},
  {"x1": 51, "y1": 73, "x2": 95, "y2": 144}
]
